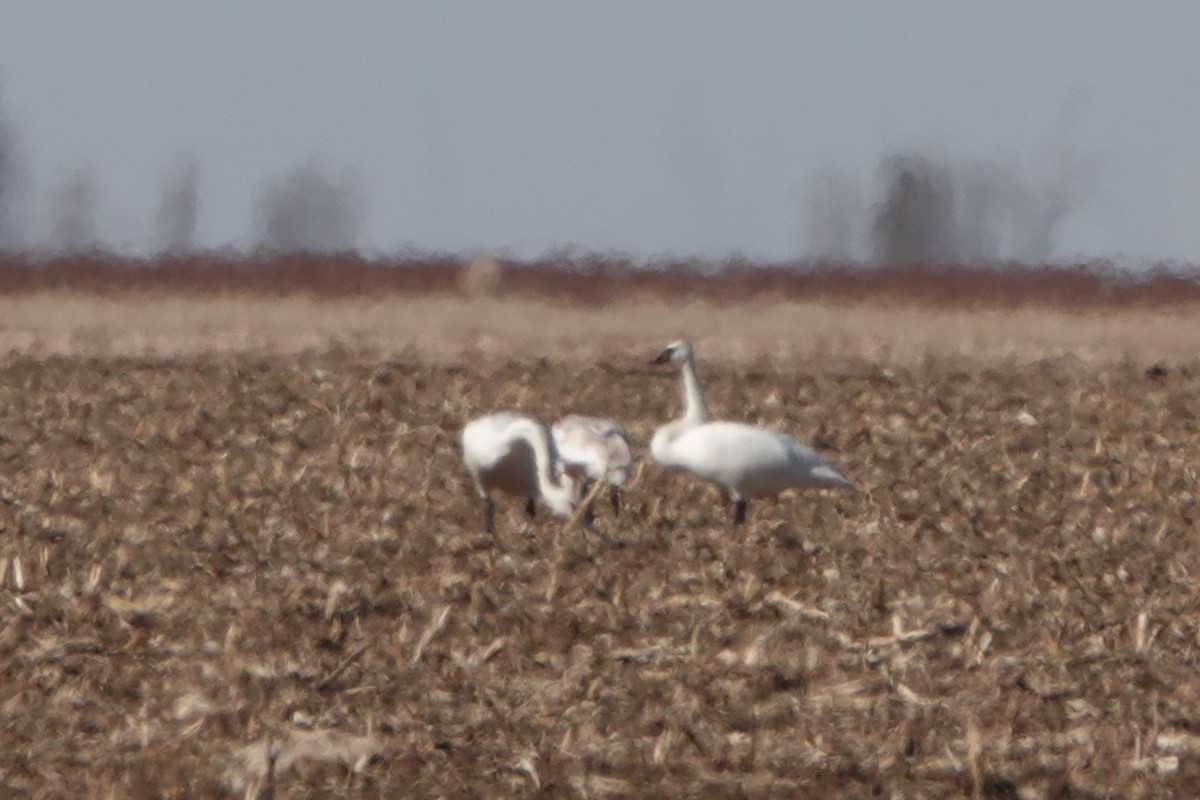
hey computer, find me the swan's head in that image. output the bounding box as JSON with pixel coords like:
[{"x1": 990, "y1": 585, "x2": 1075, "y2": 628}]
[
  {"x1": 651, "y1": 339, "x2": 694, "y2": 367},
  {"x1": 544, "y1": 460, "x2": 588, "y2": 518}
]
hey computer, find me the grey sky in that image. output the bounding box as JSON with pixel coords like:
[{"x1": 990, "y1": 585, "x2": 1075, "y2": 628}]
[{"x1": 1, "y1": 2, "x2": 1197, "y2": 263}]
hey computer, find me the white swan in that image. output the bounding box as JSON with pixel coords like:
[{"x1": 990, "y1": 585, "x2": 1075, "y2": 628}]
[
  {"x1": 650, "y1": 340, "x2": 855, "y2": 525},
  {"x1": 461, "y1": 412, "x2": 586, "y2": 533},
  {"x1": 551, "y1": 414, "x2": 634, "y2": 516}
]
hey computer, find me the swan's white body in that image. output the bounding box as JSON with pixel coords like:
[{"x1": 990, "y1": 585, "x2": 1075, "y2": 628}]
[
  {"x1": 650, "y1": 340, "x2": 854, "y2": 524},
  {"x1": 552, "y1": 414, "x2": 633, "y2": 515},
  {"x1": 461, "y1": 412, "x2": 585, "y2": 532}
]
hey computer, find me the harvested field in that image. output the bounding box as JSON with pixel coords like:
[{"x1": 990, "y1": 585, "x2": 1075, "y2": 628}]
[
  {"x1": 1, "y1": 332, "x2": 1199, "y2": 797},
  {"x1": 2, "y1": 254, "x2": 1200, "y2": 797}
]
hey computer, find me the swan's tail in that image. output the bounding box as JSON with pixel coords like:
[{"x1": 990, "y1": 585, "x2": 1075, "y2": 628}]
[{"x1": 811, "y1": 464, "x2": 857, "y2": 491}]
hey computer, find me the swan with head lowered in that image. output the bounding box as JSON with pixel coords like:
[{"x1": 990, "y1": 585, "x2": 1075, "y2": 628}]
[
  {"x1": 650, "y1": 340, "x2": 855, "y2": 525},
  {"x1": 461, "y1": 412, "x2": 587, "y2": 533},
  {"x1": 551, "y1": 414, "x2": 634, "y2": 517}
]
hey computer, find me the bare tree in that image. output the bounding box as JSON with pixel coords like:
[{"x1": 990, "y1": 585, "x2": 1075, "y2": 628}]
[
  {"x1": 0, "y1": 80, "x2": 29, "y2": 250},
  {"x1": 154, "y1": 153, "x2": 199, "y2": 254},
  {"x1": 870, "y1": 153, "x2": 957, "y2": 265},
  {"x1": 49, "y1": 169, "x2": 100, "y2": 253},
  {"x1": 254, "y1": 160, "x2": 365, "y2": 252},
  {"x1": 801, "y1": 168, "x2": 863, "y2": 262}
]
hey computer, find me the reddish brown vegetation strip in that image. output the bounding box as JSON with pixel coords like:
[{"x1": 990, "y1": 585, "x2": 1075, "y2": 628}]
[
  {"x1": 0, "y1": 351, "x2": 1198, "y2": 796},
  {"x1": 5, "y1": 252, "x2": 1200, "y2": 309}
]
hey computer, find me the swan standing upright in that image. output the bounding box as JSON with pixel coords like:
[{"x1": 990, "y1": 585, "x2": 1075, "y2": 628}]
[
  {"x1": 551, "y1": 415, "x2": 634, "y2": 516},
  {"x1": 461, "y1": 412, "x2": 586, "y2": 533},
  {"x1": 649, "y1": 340, "x2": 855, "y2": 525}
]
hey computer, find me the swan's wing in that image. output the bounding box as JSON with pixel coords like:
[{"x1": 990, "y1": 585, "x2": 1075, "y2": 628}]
[
  {"x1": 670, "y1": 422, "x2": 852, "y2": 494},
  {"x1": 668, "y1": 423, "x2": 788, "y2": 479},
  {"x1": 783, "y1": 435, "x2": 855, "y2": 489},
  {"x1": 551, "y1": 422, "x2": 607, "y2": 480},
  {"x1": 553, "y1": 415, "x2": 633, "y2": 484},
  {"x1": 555, "y1": 414, "x2": 629, "y2": 441}
]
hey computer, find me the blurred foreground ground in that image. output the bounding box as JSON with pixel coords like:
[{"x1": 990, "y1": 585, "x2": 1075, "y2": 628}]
[{"x1": 0, "y1": 290, "x2": 1198, "y2": 364}]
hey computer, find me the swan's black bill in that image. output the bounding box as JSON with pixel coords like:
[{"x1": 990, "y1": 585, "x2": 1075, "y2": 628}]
[{"x1": 650, "y1": 348, "x2": 673, "y2": 365}]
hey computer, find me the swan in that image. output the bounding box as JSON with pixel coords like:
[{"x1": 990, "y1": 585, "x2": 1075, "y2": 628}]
[
  {"x1": 551, "y1": 414, "x2": 634, "y2": 516},
  {"x1": 649, "y1": 340, "x2": 855, "y2": 525},
  {"x1": 461, "y1": 412, "x2": 586, "y2": 533}
]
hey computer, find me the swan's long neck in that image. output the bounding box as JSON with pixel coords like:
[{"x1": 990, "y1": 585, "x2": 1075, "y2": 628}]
[
  {"x1": 679, "y1": 355, "x2": 709, "y2": 424},
  {"x1": 514, "y1": 420, "x2": 570, "y2": 497}
]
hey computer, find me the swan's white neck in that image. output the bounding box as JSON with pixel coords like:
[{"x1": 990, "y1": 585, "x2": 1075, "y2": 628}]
[
  {"x1": 652, "y1": 348, "x2": 710, "y2": 467},
  {"x1": 679, "y1": 354, "x2": 709, "y2": 424},
  {"x1": 512, "y1": 419, "x2": 572, "y2": 501}
]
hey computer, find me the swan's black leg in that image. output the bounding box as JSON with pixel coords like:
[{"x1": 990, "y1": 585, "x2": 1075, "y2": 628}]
[
  {"x1": 484, "y1": 499, "x2": 495, "y2": 534},
  {"x1": 578, "y1": 480, "x2": 595, "y2": 526},
  {"x1": 733, "y1": 498, "x2": 747, "y2": 526},
  {"x1": 610, "y1": 486, "x2": 621, "y2": 517},
  {"x1": 525, "y1": 495, "x2": 537, "y2": 519}
]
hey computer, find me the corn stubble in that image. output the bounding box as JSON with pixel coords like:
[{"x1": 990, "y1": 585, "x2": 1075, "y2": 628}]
[{"x1": 0, "y1": 351, "x2": 1197, "y2": 798}]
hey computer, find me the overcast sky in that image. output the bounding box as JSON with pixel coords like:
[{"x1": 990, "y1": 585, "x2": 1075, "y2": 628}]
[{"x1": 1, "y1": 2, "x2": 1198, "y2": 265}]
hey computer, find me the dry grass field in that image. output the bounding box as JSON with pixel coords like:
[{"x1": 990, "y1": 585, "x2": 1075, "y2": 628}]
[{"x1": 2, "y1": 257, "x2": 1200, "y2": 797}]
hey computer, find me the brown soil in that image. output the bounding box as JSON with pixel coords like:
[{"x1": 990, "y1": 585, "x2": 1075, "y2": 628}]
[
  {"x1": 0, "y1": 340, "x2": 1197, "y2": 797},
  {"x1": 0, "y1": 252, "x2": 1196, "y2": 796}
]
